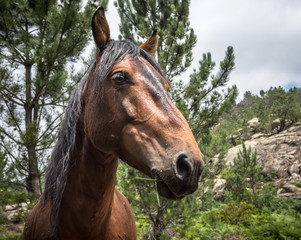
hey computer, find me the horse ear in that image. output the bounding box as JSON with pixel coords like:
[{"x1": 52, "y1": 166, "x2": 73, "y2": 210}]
[
  {"x1": 140, "y1": 29, "x2": 158, "y2": 57},
  {"x1": 92, "y1": 7, "x2": 110, "y2": 51}
]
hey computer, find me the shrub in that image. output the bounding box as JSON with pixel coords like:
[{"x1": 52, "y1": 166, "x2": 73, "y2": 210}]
[
  {"x1": 217, "y1": 201, "x2": 259, "y2": 226},
  {"x1": 247, "y1": 213, "x2": 301, "y2": 239},
  {"x1": 0, "y1": 184, "x2": 30, "y2": 207},
  {"x1": 0, "y1": 225, "x2": 22, "y2": 240}
]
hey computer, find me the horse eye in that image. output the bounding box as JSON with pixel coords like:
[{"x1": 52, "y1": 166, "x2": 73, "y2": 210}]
[{"x1": 111, "y1": 72, "x2": 128, "y2": 86}]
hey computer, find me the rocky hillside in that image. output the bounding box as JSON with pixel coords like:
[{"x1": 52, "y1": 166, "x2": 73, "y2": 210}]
[{"x1": 214, "y1": 121, "x2": 301, "y2": 200}]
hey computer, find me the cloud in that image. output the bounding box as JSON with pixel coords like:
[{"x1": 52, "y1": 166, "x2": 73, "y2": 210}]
[{"x1": 189, "y1": 0, "x2": 301, "y2": 97}]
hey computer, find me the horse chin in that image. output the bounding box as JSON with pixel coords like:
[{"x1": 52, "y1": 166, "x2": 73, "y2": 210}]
[{"x1": 154, "y1": 172, "x2": 184, "y2": 200}]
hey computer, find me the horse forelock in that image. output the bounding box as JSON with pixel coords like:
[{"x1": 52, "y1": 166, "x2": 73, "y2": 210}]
[{"x1": 43, "y1": 39, "x2": 164, "y2": 237}]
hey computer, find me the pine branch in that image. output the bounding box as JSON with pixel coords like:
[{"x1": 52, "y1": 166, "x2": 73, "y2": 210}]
[
  {"x1": 119, "y1": 4, "x2": 148, "y2": 38},
  {"x1": 0, "y1": 142, "x2": 28, "y2": 174},
  {"x1": 3, "y1": 100, "x2": 23, "y2": 135},
  {"x1": 0, "y1": 127, "x2": 24, "y2": 145},
  {"x1": 0, "y1": 51, "x2": 24, "y2": 65},
  {"x1": 0, "y1": 86, "x2": 25, "y2": 106},
  {"x1": 36, "y1": 113, "x2": 62, "y2": 144}
]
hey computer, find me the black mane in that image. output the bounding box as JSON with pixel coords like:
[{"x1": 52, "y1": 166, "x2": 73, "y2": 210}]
[{"x1": 43, "y1": 39, "x2": 164, "y2": 236}]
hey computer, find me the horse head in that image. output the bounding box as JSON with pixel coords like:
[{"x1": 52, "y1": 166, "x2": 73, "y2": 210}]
[{"x1": 82, "y1": 7, "x2": 204, "y2": 199}]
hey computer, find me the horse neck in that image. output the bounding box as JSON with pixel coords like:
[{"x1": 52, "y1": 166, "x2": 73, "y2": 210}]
[{"x1": 59, "y1": 125, "x2": 118, "y2": 231}]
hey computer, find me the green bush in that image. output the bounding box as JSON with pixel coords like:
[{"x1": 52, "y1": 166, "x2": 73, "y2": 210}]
[
  {"x1": 0, "y1": 185, "x2": 30, "y2": 207},
  {"x1": 0, "y1": 225, "x2": 22, "y2": 240},
  {"x1": 217, "y1": 201, "x2": 258, "y2": 226},
  {"x1": 155, "y1": 199, "x2": 301, "y2": 240},
  {"x1": 246, "y1": 213, "x2": 301, "y2": 240}
]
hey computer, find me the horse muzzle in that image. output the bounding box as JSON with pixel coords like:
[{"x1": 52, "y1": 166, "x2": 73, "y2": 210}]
[{"x1": 152, "y1": 153, "x2": 204, "y2": 200}]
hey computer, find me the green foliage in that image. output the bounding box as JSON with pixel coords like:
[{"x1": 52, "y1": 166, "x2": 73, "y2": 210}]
[
  {"x1": 173, "y1": 47, "x2": 238, "y2": 153},
  {"x1": 0, "y1": 0, "x2": 108, "y2": 198},
  {"x1": 196, "y1": 155, "x2": 224, "y2": 211},
  {"x1": 223, "y1": 143, "x2": 264, "y2": 206},
  {"x1": 207, "y1": 87, "x2": 301, "y2": 161},
  {"x1": 0, "y1": 225, "x2": 22, "y2": 240},
  {"x1": 232, "y1": 143, "x2": 263, "y2": 194},
  {"x1": 0, "y1": 149, "x2": 31, "y2": 208},
  {"x1": 237, "y1": 87, "x2": 301, "y2": 133},
  {"x1": 265, "y1": 87, "x2": 301, "y2": 130},
  {"x1": 246, "y1": 213, "x2": 301, "y2": 240},
  {"x1": 217, "y1": 201, "x2": 259, "y2": 225},
  {"x1": 0, "y1": 187, "x2": 29, "y2": 207},
  {"x1": 116, "y1": 162, "x2": 163, "y2": 239},
  {"x1": 158, "y1": 198, "x2": 301, "y2": 240},
  {"x1": 114, "y1": 0, "x2": 196, "y2": 80}
]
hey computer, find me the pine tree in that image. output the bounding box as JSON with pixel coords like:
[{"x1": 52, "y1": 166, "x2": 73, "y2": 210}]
[
  {"x1": 0, "y1": 0, "x2": 108, "y2": 198},
  {"x1": 174, "y1": 47, "x2": 238, "y2": 152},
  {"x1": 225, "y1": 143, "x2": 264, "y2": 202},
  {"x1": 240, "y1": 87, "x2": 301, "y2": 133},
  {"x1": 234, "y1": 143, "x2": 263, "y2": 197},
  {"x1": 265, "y1": 87, "x2": 301, "y2": 131},
  {"x1": 114, "y1": 0, "x2": 196, "y2": 81}
]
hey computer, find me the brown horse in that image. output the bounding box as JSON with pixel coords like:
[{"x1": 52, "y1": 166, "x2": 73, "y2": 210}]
[{"x1": 23, "y1": 7, "x2": 204, "y2": 240}]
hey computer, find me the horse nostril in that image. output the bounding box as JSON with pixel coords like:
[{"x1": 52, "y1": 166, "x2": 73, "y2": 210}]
[{"x1": 176, "y1": 155, "x2": 192, "y2": 181}]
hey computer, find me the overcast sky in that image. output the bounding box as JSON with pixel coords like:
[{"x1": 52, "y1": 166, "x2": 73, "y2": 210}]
[{"x1": 102, "y1": 0, "x2": 301, "y2": 99}]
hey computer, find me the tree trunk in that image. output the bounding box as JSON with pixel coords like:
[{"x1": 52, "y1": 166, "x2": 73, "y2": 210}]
[
  {"x1": 26, "y1": 145, "x2": 41, "y2": 199},
  {"x1": 153, "y1": 204, "x2": 167, "y2": 239},
  {"x1": 280, "y1": 118, "x2": 286, "y2": 132},
  {"x1": 25, "y1": 63, "x2": 41, "y2": 199}
]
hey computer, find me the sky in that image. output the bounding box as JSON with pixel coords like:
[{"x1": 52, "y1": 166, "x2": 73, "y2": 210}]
[{"x1": 97, "y1": 0, "x2": 301, "y2": 99}]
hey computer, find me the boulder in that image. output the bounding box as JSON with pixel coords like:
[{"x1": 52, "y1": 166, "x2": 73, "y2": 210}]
[
  {"x1": 213, "y1": 178, "x2": 226, "y2": 201},
  {"x1": 248, "y1": 118, "x2": 260, "y2": 133},
  {"x1": 215, "y1": 122, "x2": 301, "y2": 200},
  {"x1": 271, "y1": 119, "x2": 281, "y2": 132},
  {"x1": 224, "y1": 141, "x2": 258, "y2": 166},
  {"x1": 1, "y1": 202, "x2": 29, "y2": 223},
  {"x1": 271, "y1": 119, "x2": 293, "y2": 133}
]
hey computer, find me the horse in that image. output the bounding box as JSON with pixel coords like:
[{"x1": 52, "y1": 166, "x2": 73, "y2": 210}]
[{"x1": 23, "y1": 7, "x2": 204, "y2": 240}]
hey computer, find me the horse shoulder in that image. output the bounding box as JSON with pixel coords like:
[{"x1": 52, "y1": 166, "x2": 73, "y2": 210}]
[{"x1": 106, "y1": 188, "x2": 137, "y2": 240}]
